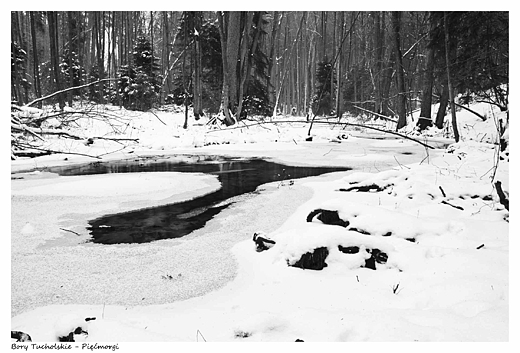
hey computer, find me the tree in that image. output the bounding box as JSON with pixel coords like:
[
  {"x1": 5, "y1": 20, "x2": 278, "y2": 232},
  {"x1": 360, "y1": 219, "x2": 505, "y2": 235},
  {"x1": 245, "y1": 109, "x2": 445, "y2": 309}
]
[
  {"x1": 418, "y1": 11, "x2": 435, "y2": 130},
  {"x1": 192, "y1": 12, "x2": 203, "y2": 119},
  {"x1": 443, "y1": 12, "x2": 459, "y2": 142},
  {"x1": 312, "y1": 58, "x2": 334, "y2": 116},
  {"x1": 117, "y1": 36, "x2": 161, "y2": 111},
  {"x1": 47, "y1": 11, "x2": 65, "y2": 110},
  {"x1": 392, "y1": 11, "x2": 407, "y2": 130},
  {"x1": 11, "y1": 41, "x2": 30, "y2": 105},
  {"x1": 29, "y1": 12, "x2": 42, "y2": 107}
]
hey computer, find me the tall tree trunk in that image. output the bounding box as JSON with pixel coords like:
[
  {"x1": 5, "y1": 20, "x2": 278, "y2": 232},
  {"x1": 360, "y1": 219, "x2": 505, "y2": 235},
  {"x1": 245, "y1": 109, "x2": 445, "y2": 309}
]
[
  {"x1": 29, "y1": 12, "x2": 42, "y2": 108},
  {"x1": 236, "y1": 11, "x2": 253, "y2": 120},
  {"x1": 267, "y1": 11, "x2": 282, "y2": 113},
  {"x1": 161, "y1": 11, "x2": 169, "y2": 104},
  {"x1": 435, "y1": 82, "x2": 449, "y2": 128},
  {"x1": 67, "y1": 12, "x2": 75, "y2": 106},
  {"x1": 226, "y1": 11, "x2": 242, "y2": 113},
  {"x1": 47, "y1": 11, "x2": 65, "y2": 110},
  {"x1": 217, "y1": 11, "x2": 235, "y2": 126},
  {"x1": 444, "y1": 12, "x2": 460, "y2": 142},
  {"x1": 419, "y1": 12, "x2": 435, "y2": 121},
  {"x1": 273, "y1": 12, "x2": 306, "y2": 116},
  {"x1": 392, "y1": 11, "x2": 407, "y2": 130},
  {"x1": 374, "y1": 11, "x2": 384, "y2": 114},
  {"x1": 192, "y1": 11, "x2": 203, "y2": 119},
  {"x1": 335, "y1": 12, "x2": 345, "y2": 117}
]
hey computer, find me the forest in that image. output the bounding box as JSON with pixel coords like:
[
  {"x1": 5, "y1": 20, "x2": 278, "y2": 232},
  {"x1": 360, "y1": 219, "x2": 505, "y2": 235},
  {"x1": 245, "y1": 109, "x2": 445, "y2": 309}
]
[
  {"x1": 11, "y1": 11, "x2": 508, "y2": 141},
  {"x1": 11, "y1": 11, "x2": 510, "y2": 344}
]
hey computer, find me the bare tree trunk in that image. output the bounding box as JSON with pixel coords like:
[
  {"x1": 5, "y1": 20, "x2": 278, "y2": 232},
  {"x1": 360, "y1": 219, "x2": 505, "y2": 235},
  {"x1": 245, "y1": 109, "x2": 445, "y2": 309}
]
[
  {"x1": 419, "y1": 12, "x2": 435, "y2": 121},
  {"x1": 67, "y1": 12, "x2": 74, "y2": 107},
  {"x1": 444, "y1": 12, "x2": 460, "y2": 142},
  {"x1": 435, "y1": 83, "x2": 449, "y2": 128},
  {"x1": 47, "y1": 11, "x2": 65, "y2": 110},
  {"x1": 273, "y1": 12, "x2": 306, "y2": 116},
  {"x1": 217, "y1": 11, "x2": 235, "y2": 126},
  {"x1": 29, "y1": 11, "x2": 42, "y2": 108},
  {"x1": 267, "y1": 11, "x2": 282, "y2": 113},
  {"x1": 392, "y1": 11, "x2": 407, "y2": 130},
  {"x1": 192, "y1": 12, "x2": 203, "y2": 119},
  {"x1": 236, "y1": 12, "x2": 253, "y2": 120},
  {"x1": 335, "y1": 12, "x2": 345, "y2": 117}
]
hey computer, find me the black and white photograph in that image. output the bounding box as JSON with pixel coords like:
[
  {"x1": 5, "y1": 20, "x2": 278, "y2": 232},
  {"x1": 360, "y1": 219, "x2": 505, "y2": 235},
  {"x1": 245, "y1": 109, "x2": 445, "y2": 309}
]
[{"x1": 10, "y1": 8, "x2": 511, "y2": 347}]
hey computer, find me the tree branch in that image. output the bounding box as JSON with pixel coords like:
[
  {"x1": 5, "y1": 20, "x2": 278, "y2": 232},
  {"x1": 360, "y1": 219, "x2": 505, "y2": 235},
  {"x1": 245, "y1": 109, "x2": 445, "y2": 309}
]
[
  {"x1": 24, "y1": 79, "x2": 118, "y2": 108},
  {"x1": 208, "y1": 119, "x2": 437, "y2": 149},
  {"x1": 352, "y1": 105, "x2": 398, "y2": 122}
]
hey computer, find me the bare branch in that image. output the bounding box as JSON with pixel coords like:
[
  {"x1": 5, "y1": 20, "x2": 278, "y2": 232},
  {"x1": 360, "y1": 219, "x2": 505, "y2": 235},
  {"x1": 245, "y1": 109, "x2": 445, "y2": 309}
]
[
  {"x1": 352, "y1": 105, "x2": 398, "y2": 122},
  {"x1": 208, "y1": 119, "x2": 437, "y2": 149},
  {"x1": 24, "y1": 79, "x2": 118, "y2": 108}
]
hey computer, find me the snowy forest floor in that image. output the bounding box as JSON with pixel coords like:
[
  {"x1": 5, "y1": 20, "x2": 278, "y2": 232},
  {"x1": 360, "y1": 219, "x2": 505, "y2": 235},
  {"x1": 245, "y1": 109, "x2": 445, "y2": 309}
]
[{"x1": 9, "y1": 102, "x2": 512, "y2": 344}]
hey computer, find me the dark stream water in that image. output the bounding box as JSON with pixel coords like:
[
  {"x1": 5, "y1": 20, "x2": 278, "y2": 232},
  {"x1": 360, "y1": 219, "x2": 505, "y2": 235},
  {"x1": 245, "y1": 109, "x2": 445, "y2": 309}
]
[{"x1": 42, "y1": 155, "x2": 350, "y2": 244}]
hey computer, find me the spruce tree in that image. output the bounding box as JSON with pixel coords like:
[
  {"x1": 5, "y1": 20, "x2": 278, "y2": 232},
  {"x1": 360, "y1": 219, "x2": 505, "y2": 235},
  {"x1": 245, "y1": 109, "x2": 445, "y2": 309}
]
[
  {"x1": 117, "y1": 36, "x2": 162, "y2": 111},
  {"x1": 312, "y1": 58, "x2": 335, "y2": 116}
]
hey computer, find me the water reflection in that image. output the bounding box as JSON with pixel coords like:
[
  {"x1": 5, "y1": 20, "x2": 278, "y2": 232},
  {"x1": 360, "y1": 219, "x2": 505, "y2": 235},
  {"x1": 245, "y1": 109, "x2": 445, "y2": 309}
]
[{"x1": 44, "y1": 156, "x2": 349, "y2": 244}]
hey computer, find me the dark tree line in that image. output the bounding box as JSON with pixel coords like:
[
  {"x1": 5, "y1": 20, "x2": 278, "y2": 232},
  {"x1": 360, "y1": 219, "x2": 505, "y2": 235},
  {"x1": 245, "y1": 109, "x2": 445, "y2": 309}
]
[{"x1": 11, "y1": 11, "x2": 508, "y2": 133}]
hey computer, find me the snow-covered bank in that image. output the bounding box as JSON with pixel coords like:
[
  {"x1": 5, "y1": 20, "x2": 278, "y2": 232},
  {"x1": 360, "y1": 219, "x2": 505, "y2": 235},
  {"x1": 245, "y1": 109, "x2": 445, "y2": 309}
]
[
  {"x1": 11, "y1": 146, "x2": 509, "y2": 341},
  {"x1": 10, "y1": 101, "x2": 510, "y2": 343}
]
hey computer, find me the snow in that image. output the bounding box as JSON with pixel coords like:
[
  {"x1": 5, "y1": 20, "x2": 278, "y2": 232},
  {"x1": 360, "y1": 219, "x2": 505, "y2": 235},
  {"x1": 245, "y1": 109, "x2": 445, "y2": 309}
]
[
  {"x1": 11, "y1": 172, "x2": 220, "y2": 199},
  {"x1": 9, "y1": 101, "x2": 512, "y2": 348}
]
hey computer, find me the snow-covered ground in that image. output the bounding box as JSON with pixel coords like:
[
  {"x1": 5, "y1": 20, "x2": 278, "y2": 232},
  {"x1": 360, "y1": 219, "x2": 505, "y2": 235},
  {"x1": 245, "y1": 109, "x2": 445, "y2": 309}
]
[{"x1": 10, "y1": 101, "x2": 511, "y2": 347}]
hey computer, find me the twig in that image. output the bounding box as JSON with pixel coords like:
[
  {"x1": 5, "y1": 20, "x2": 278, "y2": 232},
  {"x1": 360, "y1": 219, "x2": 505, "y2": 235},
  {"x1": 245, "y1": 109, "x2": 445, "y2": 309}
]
[
  {"x1": 196, "y1": 329, "x2": 207, "y2": 342},
  {"x1": 439, "y1": 186, "x2": 447, "y2": 198},
  {"x1": 96, "y1": 146, "x2": 130, "y2": 157},
  {"x1": 148, "y1": 109, "x2": 167, "y2": 126},
  {"x1": 59, "y1": 228, "x2": 81, "y2": 236},
  {"x1": 393, "y1": 156, "x2": 410, "y2": 169},
  {"x1": 441, "y1": 200, "x2": 464, "y2": 210}
]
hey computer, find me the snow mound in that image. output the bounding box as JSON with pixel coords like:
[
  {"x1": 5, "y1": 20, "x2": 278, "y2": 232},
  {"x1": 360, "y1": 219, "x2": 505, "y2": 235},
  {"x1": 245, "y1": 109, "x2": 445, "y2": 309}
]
[{"x1": 311, "y1": 199, "x2": 463, "y2": 241}]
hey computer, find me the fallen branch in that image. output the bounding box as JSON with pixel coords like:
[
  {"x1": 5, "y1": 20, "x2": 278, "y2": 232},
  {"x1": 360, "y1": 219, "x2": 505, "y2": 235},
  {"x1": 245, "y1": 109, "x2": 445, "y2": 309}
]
[
  {"x1": 441, "y1": 200, "x2": 464, "y2": 210},
  {"x1": 12, "y1": 144, "x2": 102, "y2": 159},
  {"x1": 59, "y1": 228, "x2": 81, "y2": 236},
  {"x1": 352, "y1": 105, "x2": 398, "y2": 123},
  {"x1": 12, "y1": 121, "x2": 138, "y2": 143},
  {"x1": 433, "y1": 93, "x2": 487, "y2": 121},
  {"x1": 11, "y1": 120, "x2": 45, "y2": 141},
  {"x1": 24, "y1": 79, "x2": 118, "y2": 108},
  {"x1": 207, "y1": 119, "x2": 437, "y2": 149}
]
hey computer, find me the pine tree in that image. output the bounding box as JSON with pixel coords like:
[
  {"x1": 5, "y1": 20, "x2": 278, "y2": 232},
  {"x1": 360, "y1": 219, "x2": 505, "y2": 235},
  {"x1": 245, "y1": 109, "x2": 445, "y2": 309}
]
[
  {"x1": 312, "y1": 58, "x2": 335, "y2": 116},
  {"x1": 60, "y1": 48, "x2": 86, "y2": 98},
  {"x1": 11, "y1": 41, "x2": 30, "y2": 104},
  {"x1": 117, "y1": 36, "x2": 162, "y2": 111}
]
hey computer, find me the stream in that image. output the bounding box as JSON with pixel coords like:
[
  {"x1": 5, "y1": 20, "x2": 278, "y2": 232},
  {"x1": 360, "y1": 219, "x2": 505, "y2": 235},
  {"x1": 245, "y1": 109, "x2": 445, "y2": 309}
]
[{"x1": 42, "y1": 155, "x2": 350, "y2": 244}]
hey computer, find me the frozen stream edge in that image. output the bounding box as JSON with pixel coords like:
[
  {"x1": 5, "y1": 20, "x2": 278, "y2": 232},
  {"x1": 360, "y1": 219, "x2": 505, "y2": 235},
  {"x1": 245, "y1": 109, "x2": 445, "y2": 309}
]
[
  {"x1": 11, "y1": 170, "x2": 316, "y2": 317},
  {"x1": 12, "y1": 140, "x2": 435, "y2": 317}
]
